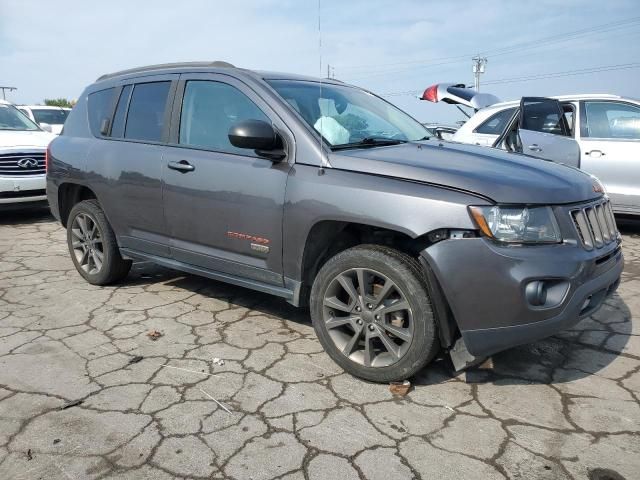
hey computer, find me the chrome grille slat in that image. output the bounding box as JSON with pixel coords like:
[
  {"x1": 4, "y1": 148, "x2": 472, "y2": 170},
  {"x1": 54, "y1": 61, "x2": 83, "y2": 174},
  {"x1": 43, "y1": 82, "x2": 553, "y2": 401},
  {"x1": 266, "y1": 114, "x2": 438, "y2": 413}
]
[
  {"x1": 570, "y1": 199, "x2": 618, "y2": 250},
  {"x1": 0, "y1": 152, "x2": 46, "y2": 177}
]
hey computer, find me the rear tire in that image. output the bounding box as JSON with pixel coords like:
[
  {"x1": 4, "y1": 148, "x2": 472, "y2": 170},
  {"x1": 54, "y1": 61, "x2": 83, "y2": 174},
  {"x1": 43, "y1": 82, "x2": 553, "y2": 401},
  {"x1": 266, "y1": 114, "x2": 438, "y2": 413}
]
[
  {"x1": 66, "y1": 200, "x2": 131, "y2": 285},
  {"x1": 310, "y1": 245, "x2": 439, "y2": 382}
]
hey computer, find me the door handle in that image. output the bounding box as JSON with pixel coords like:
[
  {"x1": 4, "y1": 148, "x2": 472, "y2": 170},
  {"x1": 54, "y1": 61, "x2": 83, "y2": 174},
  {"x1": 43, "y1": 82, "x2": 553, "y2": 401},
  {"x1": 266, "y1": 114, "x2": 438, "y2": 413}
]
[
  {"x1": 168, "y1": 160, "x2": 195, "y2": 173},
  {"x1": 585, "y1": 150, "x2": 605, "y2": 157},
  {"x1": 528, "y1": 144, "x2": 543, "y2": 152}
]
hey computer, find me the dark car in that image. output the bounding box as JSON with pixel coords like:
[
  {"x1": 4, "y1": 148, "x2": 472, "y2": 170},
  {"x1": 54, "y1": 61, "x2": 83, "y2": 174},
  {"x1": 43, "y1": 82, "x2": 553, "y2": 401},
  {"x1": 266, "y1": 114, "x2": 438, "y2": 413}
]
[{"x1": 46, "y1": 62, "x2": 623, "y2": 382}]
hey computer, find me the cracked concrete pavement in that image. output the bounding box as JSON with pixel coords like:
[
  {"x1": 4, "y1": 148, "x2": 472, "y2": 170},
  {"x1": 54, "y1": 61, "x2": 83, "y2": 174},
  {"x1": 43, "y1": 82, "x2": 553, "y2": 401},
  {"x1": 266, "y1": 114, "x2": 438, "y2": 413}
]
[{"x1": 0, "y1": 209, "x2": 638, "y2": 480}]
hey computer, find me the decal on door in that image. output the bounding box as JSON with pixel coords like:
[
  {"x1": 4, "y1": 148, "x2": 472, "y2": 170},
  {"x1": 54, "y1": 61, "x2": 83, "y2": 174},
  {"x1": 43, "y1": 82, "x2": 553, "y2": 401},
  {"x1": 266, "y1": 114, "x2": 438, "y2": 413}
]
[{"x1": 226, "y1": 231, "x2": 270, "y2": 244}]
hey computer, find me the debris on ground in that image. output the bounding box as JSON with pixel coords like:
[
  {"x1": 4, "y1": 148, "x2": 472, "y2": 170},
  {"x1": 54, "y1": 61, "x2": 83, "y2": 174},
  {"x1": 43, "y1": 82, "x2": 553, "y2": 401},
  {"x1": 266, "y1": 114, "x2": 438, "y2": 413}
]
[
  {"x1": 200, "y1": 388, "x2": 232, "y2": 414},
  {"x1": 61, "y1": 400, "x2": 83, "y2": 410},
  {"x1": 389, "y1": 380, "x2": 412, "y2": 396},
  {"x1": 128, "y1": 355, "x2": 143, "y2": 365},
  {"x1": 26, "y1": 449, "x2": 32, "y2": 461},
  {"x1": 146, "y1": 330, "x2": 163, "y2": 341},
  {"x1": 212, "y1": 357, "x2": 225, "y2": 366}
]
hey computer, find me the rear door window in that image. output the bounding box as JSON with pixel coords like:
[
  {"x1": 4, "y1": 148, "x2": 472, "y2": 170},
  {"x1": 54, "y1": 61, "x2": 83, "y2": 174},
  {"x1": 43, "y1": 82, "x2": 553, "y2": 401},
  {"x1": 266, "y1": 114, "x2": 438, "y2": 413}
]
[
  {"x1": 520, "y1": 98, "x2": 570, "y2": 136},
  {"x1": 124, "y1": 82, "x2": 171, "y2": 142},
  {"x1": 583, "y1": 101, "x2": 640, "y2": 139},
  {"x1": 110, "y1": 85, "x2": 132, "y2": 138},
  {"x1": 474, "y1": 108, "x2": 516, "y2": 135},
  {"x1": 87, "y1": 88, "x2": 116, "y2": 137}
]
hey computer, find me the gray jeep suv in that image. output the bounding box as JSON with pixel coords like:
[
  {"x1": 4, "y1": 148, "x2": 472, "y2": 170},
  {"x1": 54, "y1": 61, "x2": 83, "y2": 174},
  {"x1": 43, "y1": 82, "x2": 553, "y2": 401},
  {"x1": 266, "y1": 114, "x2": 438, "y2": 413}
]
[{"x1": 46, "y1": 62, "x2": 623, "y2": 382}]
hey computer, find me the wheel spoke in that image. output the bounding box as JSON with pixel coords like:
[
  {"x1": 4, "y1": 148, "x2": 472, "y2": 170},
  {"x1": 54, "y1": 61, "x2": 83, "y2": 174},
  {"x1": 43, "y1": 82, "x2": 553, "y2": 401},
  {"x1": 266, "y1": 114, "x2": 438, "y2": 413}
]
[
  {"x1": 324, "y1": 296, "x2": 352, "y2": 313},
  {"x1": 76, "y1": 215, "x2": 89, "y2": 236},
  {"x1": 342, "y1": 325, "x2": 363, "y2": 356},
  {"x1": 376, "y1": 299, "x2": 409, "y2": 316},
  {"x1": 92, "y1": 251, "x2": 103, "y2": 271},
  {"x1": 356, "y1": 269, "x2": 368, "y2": 297},
  {"x1": 363, "y1": 334, "x2": 373, "y2": 367},
  {"x1": 374, "y1": 279, "x2": 395, "y2": 307},
  {"x1": 71, "y1": 228, "x2": 84, "y2": 240},
  {"x1": 326, "y1": 315, "x2": 357, "y2": 330},
  {"x1": 337, "y1": 274, "x2": 360, "y2": 306},
  {"x1": 381, "y1": 322, "x2": 412, "y2": 342},
  {"x1": 376, "y1": 329, "x2": 401, "y2": 358},
  {"x1": 72, "y1": 240, "x2": 85, "y2": 249}
]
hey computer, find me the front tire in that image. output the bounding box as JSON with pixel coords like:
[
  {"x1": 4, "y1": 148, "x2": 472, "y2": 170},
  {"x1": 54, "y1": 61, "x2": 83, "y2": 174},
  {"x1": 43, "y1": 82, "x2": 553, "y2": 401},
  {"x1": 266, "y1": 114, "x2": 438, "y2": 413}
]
[
  {"x1": 66, "y1": 200, "x2": 131, "y2": 285},
  {"x1": 310, "y1": 245, "x2": 438, "y2": 382}
]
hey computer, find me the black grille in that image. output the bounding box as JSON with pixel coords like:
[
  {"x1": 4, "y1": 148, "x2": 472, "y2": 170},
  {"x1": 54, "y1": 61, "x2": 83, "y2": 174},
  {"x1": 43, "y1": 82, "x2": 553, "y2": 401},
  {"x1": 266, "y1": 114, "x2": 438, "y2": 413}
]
[
  {"x1": 0, "y1": 152, "x2": 46, "y2": 176},
  {"x1": 571, "y1": 199, "x2": 618, "y2": 250},
  {"x1": 0, "y1": 189, "x2": 46, "y2": 199}
]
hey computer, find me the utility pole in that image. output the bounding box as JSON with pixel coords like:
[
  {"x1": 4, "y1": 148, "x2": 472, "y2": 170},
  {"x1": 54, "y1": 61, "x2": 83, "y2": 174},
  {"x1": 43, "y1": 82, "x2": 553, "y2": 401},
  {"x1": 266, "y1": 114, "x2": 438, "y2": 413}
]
[
  {"x1": 472, "y1": 56, "x2": 488, "y2": 91},
  {"x1": 0, "y1": 86, "x2": 17, "y2": 100},
  {"x1": 326, "y1": 64, "x2": 335, "y2": 79}
]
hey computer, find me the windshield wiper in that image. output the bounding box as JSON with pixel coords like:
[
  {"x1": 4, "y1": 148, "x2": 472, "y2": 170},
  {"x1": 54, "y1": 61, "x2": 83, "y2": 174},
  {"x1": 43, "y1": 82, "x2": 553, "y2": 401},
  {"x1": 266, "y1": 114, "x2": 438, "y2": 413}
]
[{"x1": 332, "y1": 137, "x2": 408, "y2": 151}]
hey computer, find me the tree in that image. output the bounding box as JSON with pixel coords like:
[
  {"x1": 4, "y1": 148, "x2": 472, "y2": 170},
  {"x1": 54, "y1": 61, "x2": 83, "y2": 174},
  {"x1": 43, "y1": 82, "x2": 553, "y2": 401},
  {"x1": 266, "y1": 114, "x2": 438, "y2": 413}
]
[{"x1": 43, "y1": 98, "x2": 74, "y2": 108}]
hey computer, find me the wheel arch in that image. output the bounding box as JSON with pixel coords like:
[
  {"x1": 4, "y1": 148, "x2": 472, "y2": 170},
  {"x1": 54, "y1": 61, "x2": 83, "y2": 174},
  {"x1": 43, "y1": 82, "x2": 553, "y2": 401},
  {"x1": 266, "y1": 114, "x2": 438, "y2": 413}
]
[
  {"x1": 57, "y1": 182, "x2": 98, "y2": 227},
  {"x1": 297, "y1": 219, "x2": 460, "y2": 349}
]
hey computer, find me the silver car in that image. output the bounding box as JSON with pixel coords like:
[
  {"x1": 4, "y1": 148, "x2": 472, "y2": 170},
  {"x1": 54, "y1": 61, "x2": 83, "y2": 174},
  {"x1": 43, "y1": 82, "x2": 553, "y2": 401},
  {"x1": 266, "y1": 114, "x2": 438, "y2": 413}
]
[{"x1": 425, "y1": 86, "x2": 640, "y2": 216}]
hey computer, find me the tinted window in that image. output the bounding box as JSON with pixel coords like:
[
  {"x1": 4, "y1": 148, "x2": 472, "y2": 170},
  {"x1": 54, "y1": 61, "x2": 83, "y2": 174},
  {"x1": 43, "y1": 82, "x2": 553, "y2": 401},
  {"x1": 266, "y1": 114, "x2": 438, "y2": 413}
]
[
  {"x1": 179, "y1": 80, "x2": 270, "y2": 154},
  {"x1": 32, "y1": 109, "x2": 69, "y2": 125},
  {"x1": 88, "y1": 88, "x2": 116, "y2": 137},
  {"x1": 475, "y1": 108, "x2": 516, "y2": 135},
  {"x1": 521, "y1": 98, "x2": 570, "y2": 136},
  {"x1": 125, "y1": 82, "x2": 170, "y2": 142},
  {"x1": 110, "y1": 85, "x2": 132, "y2": 138},
  {"x1": 584, "y1": 101, "x2": 640, "y2": 139}
]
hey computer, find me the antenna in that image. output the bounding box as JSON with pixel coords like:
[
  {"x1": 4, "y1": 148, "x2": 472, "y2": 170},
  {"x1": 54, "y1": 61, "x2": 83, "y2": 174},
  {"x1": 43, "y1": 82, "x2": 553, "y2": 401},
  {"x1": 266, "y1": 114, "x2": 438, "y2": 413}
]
[{"x1": 317, "y1": 0, "x2": 329, "y2": 173}]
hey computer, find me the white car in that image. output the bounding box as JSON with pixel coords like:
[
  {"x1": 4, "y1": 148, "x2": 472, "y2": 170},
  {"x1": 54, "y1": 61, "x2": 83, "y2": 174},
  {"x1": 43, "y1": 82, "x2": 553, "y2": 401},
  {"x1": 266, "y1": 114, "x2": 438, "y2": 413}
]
[
  {"x1": 0, "y1": 100, "x2": 55, "y2": 210},
  {"x1": 424, "y1": 85, "x2": 640, "y2": 216},
  {"x1": 18, "y1": 105, "x2": 71, "y2": 135}
]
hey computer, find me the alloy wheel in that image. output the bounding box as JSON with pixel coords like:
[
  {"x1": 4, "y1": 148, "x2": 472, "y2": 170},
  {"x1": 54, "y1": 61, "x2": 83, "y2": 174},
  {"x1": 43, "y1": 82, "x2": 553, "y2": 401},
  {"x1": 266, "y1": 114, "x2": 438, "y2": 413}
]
[
  {"x1": 322, "y1": 268, "x2": 414, "y2": 367},
  {"x1": 70, "y1": 213, "x2": 104, "y2": 275}
]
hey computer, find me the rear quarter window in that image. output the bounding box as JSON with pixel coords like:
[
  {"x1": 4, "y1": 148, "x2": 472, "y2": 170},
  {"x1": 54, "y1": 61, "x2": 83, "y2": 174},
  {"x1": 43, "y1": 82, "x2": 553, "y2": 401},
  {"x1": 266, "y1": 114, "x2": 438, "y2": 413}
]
[
  {"x1": 87, "y1": 88, "x2": 116, "y2": 137},
  {"x1": 474, "y1": 107, "x2": 516, "y2": 135}
]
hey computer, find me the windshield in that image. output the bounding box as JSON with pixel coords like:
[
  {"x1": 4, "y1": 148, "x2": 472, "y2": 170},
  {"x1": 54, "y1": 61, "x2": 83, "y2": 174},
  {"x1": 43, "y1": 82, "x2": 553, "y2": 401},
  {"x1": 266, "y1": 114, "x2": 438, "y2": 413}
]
[
  {"x1": 267, "y1": 80, "x2": 431, "y2": 148},
  {"x1": 0, "y1": 104, "x2": 41, "y2": 131},
  {"x1": 32, "y1": 108, "x2": 69, "y2": 125}
]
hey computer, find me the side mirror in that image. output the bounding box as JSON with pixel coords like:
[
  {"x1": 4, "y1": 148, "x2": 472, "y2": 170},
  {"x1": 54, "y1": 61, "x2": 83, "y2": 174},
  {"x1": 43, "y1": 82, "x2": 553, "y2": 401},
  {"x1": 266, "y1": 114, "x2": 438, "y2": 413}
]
[
  {"x1": 228, "y1": 120, "x2": 285, "y2": 161},
  {"x1": 39, "y1": 122, "x2": 52, "y2": 133}
]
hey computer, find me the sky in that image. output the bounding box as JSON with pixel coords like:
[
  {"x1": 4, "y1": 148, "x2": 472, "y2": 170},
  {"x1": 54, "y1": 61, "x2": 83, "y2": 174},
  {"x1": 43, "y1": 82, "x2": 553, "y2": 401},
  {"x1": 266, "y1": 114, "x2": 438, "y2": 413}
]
[{"x1": 1, "y1": 0, "x2": 639, "y2": 124}]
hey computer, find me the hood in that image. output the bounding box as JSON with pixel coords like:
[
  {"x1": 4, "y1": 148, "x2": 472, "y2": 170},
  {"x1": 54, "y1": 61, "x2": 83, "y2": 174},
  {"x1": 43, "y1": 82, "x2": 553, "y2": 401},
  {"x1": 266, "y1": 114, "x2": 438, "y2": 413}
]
[
  {"x1": 0, "y1": 130, "x2": 56, "y2": 149},
  {"x1": 329, "y1": 141, "x2": 601, "y2": 204}
]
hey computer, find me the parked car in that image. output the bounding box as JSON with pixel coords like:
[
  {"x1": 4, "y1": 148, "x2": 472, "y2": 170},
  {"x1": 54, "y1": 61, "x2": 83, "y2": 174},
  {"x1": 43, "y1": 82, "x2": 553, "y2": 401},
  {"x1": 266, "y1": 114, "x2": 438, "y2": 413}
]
[
  {"x1": 47, "y1": 62, "x2": 622, "y2": 382},
  {"x1": 18, "y1": 105, "x2": 71, "y2": 135},
  {"x1": 0, "y1": 99, "x2": 54, "y2": 210},
  {"x1": 422, "y1": 123, "x2": 458, "y2": 141},
  {"x1": 424, "y1": 85, "x2": 640, "y2": 216}
]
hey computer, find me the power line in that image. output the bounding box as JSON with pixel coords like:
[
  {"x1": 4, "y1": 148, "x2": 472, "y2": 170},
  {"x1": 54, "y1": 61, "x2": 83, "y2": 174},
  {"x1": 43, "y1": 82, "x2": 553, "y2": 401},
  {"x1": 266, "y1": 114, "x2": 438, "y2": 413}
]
[
  {"x1": 378, "y1": 62, "x2": 640, "y2": 97},
  {"x1": 338, "y1": 16, "x2": 640, "y2": 80}
]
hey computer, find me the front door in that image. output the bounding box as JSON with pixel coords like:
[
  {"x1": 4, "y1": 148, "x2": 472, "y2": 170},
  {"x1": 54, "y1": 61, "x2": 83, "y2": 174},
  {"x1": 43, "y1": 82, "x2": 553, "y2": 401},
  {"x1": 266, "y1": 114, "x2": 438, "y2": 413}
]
[
  {"x1": 578, "y1": 100, "x2": 640, "y2": 214},
  {"x1": 162, "y1": 74, "x2": 292, "y2": 285}
]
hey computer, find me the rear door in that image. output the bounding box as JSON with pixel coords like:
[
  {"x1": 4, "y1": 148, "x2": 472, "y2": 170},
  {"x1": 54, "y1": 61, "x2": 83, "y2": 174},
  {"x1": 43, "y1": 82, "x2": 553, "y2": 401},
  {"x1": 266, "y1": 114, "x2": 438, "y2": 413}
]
[
  {"x1": 518, "y1": 97, "x2": 580, "y2": 166},
  {"x1": 161, "y1": 73, "x2": 293, "y2": 285},
  {"x1": 88, "y1": 75, "x2": 178, "y2": 256},
  {"x1": 578, "y1": 100, "x2": 640, "y2": 213}
]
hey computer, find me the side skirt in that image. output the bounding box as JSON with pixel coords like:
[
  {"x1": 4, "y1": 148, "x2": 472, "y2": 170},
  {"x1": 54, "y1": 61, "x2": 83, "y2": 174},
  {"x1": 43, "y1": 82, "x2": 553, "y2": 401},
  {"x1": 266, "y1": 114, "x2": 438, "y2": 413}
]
[{"x1": 120, "y1": 247, "x2": 302, "y2": 305}]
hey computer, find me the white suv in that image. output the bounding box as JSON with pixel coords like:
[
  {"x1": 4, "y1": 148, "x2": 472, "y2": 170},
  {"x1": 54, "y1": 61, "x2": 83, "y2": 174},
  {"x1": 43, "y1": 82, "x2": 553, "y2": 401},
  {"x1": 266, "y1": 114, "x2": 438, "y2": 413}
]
[
  {"x1": 18, "y1": 105, "x2": 71, "y2": 135},
  {"x1": 0, "y1": 100, "x2": 55, "y2": 210},
  {"x1": 437, "y1": 91, "x2": 640, "y2": 216}
]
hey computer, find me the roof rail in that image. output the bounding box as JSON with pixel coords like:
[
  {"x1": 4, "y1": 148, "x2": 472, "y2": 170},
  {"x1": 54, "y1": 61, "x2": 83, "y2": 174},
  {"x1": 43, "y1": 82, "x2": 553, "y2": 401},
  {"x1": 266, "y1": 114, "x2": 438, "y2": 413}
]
[{"x1": 96, "y1": 61, "x2": 236, "y2": 81}]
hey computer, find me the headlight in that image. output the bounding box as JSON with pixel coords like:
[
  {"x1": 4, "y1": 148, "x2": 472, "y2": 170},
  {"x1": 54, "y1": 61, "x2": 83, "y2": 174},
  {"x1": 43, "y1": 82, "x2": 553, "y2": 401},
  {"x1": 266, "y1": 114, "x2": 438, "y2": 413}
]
[{"x1": 469, "y1": 205, "x2": 561, "y2": 244}]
